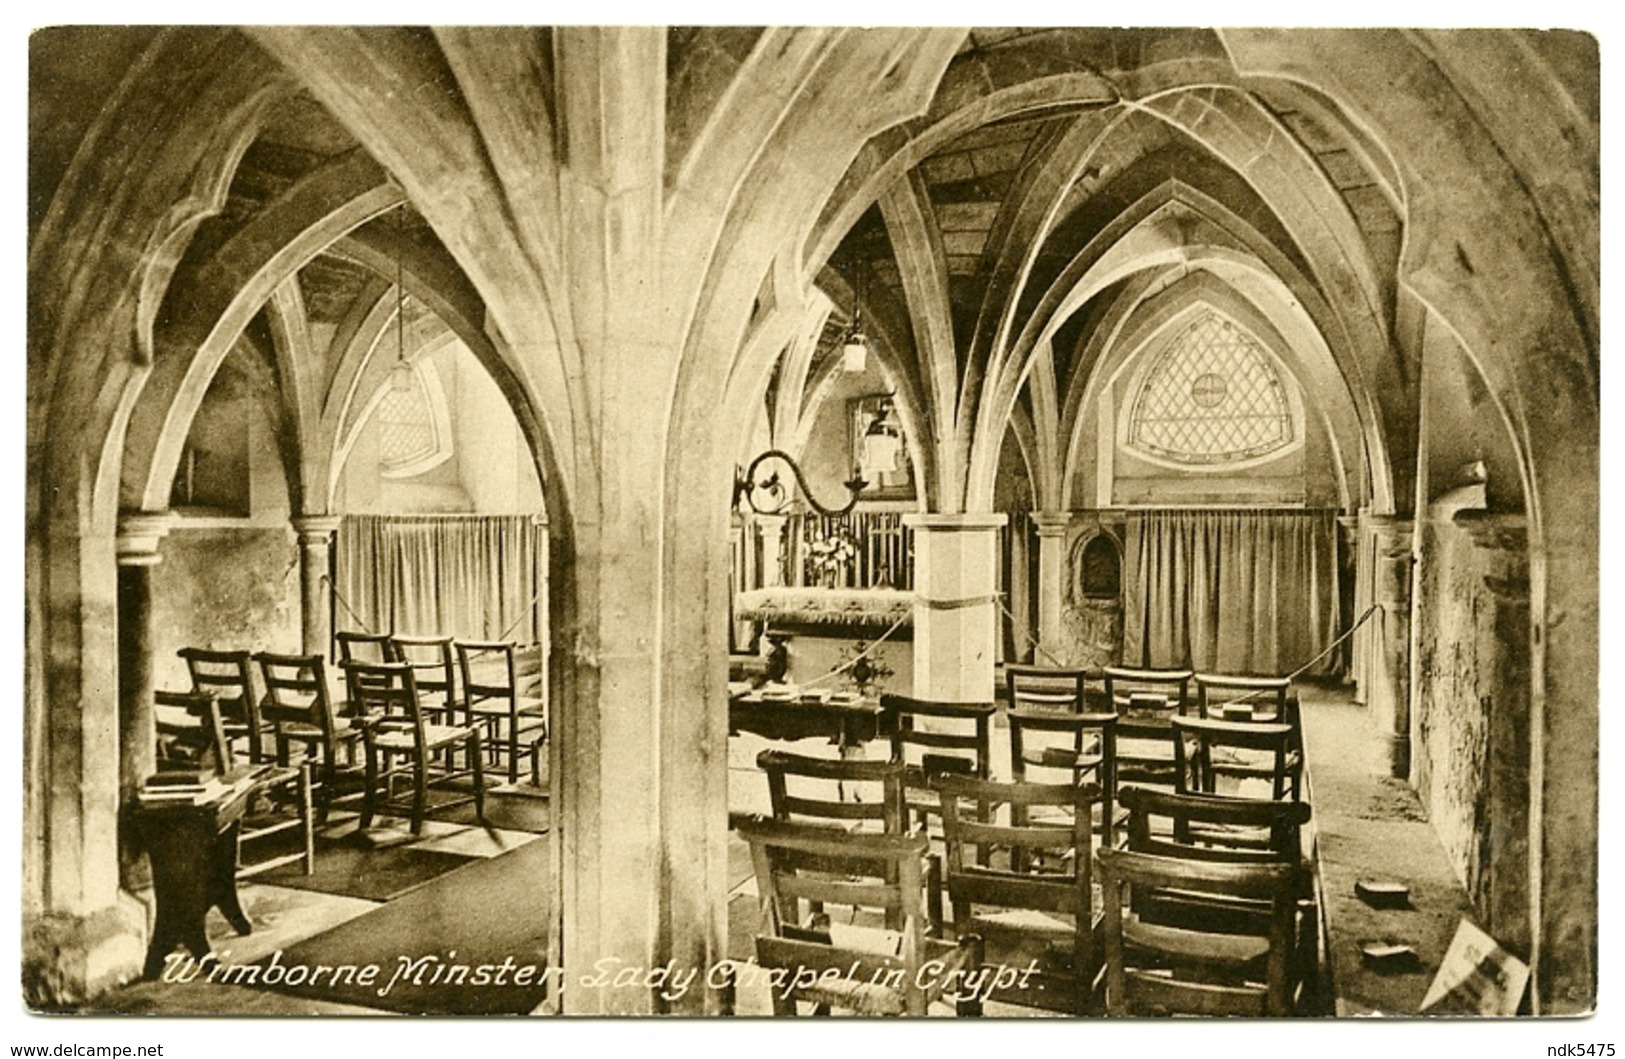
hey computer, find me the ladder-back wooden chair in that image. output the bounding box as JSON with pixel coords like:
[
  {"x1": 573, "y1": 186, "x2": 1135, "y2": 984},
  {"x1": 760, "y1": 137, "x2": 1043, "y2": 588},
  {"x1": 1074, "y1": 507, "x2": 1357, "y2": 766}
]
[
  {"x1": 1097, "y1": 847, "x2": 1299, "y2": 1017},
  {"x1": 1195, "y1": 674, "x2": 1303, "y2": 794},
  {"x1": 757, "y1": 750, "x2": 908, "y2": 928},
  {"x1": 1100, "y1": 667, "x2": 1193, "y2": 790},
  {"x1": 253, "y1": 651, "x2": 365, "y2": 822},
  {"x1": 1171, "y1": 716, "x2": 1300, "y2": 802},
  {"x1": 1008, "y1": 707, "x2": 1122, "y2": 849},
  {"x1": 342, "y1": 660, "x2": 487, "y2": 835},
  {"x1": 390, "y1": 634, "x2": 460, "y2": 724},
  {"x1": 934, "y1": 774, "x2": 1102, "y2": 1014},
  {"x1": 735, "y1": 815, "x2": 983, "y2": 1017},
  {"x1": 336, "y1": 630, "x2": 394, "y2": 665},
  {"x1": 455, "y1": 640, "x2": 548, "y2": 786},
  {"x1": 1004, "y1": 664, "x2": 1090, "y2": 712},
  {"x1": 178, "y1": 647, "x2": 264, "y2": 764}
]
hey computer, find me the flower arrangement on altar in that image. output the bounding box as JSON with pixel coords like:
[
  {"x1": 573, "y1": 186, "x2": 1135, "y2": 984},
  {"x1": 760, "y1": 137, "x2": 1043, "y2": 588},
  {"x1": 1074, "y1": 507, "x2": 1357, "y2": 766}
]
[{"x1": 806, "y1": 529, "x2": 858, "y2": 588}]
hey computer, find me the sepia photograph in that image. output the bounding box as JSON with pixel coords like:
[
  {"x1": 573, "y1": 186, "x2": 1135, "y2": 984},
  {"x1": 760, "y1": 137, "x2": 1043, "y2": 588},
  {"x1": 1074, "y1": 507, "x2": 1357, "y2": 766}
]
[{"x1": 19, "y1": 17, "x2": 1602, "y2": 1042}]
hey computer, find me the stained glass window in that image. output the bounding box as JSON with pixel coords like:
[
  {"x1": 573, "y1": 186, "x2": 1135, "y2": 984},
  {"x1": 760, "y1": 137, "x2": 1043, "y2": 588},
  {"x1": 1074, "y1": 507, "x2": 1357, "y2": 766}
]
[{"x1": 1126, "y1": 311, "x2": 1293, "y2": 465}]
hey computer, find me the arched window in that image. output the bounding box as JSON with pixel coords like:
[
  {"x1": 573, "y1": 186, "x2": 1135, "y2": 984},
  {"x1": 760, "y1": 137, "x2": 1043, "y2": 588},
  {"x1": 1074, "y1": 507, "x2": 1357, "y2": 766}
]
[
  {"x1": 1126, "y1": 310, "x2": 1293, "y2": 466},
  {"x1": 375, "y1": 360, "x2": 454, "y2": 478}
]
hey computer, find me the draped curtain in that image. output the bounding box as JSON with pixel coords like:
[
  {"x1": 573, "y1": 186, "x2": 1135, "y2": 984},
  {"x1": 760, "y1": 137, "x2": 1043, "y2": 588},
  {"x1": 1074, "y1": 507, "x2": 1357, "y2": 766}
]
[
  {"x1": 335, "y1": 514, "x2": 544, "y2": 644},
  {"x1": 1122, "y1": 509, "x2": 1341, "y2": 676}
]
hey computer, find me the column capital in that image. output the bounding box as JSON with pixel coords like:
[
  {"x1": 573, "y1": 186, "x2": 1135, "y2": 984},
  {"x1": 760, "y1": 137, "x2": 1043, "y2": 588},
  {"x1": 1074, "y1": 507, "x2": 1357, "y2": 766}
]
[
  {"x1": 1032, "y1": 511, "x2": 1071, "y2": 537},
  {"x1": 902, "y1": 513, "x2": 1008, "y2": 532},
  {"x1": 292, "y1": 514, "x2": 344, "y2": 541},
  {"x1": 115, "y1": 511, "x2": 175, "y2": 567}
]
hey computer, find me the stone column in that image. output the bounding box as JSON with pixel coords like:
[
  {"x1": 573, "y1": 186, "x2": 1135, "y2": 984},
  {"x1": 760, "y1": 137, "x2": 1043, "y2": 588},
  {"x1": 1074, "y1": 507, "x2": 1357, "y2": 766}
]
[
  {"x1": 1336, "y1": 514, "x2": 1362, "y2": 691},
  {"x1": 755, "y1": 514, "x2": 788, "y2": 588},
  {"x1": 903, "y1": 514, "x2": 1007, "y2": 701},
  {"x1": 292, "y1": 515, "x2": 343, "y2": 657},
  {"x1": 1365, "y1": 514, "x2": 1414, "y2": 778},
  {"x1": 1032, "y1": 512, "x2": 1071, "y2": 664},
  {"x1": 115, "y1": 511, "x2": 174, "y2": 891}
]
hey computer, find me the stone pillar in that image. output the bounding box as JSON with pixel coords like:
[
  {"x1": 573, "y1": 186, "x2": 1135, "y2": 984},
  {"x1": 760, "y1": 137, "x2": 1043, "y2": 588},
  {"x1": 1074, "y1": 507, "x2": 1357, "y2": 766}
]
[
  {"x1": 1336, "y1": 514, "x2": 1361, "y2": 689},
  {"x1": 1457, "y1": 510, "x2": 1533, "y2": 959},
  {"x1": 1365, "y1": 514, "x2": 1414, "y2": 778},
  {"x1": 115, "y1": 512, "x2": 174, "y2": 891},
  {"x1": 1032, "y1": 512, "x2": 1070, "y2": 664},
  {"x1": 755, "y1": 514, "x2": 787, "y2": 588},
  {"x1": 292, "y1": 515, "x2": 343, "y2": 657},
  {"x1": 904, "y1": 514, "x2": 1006, "y2": 702}
]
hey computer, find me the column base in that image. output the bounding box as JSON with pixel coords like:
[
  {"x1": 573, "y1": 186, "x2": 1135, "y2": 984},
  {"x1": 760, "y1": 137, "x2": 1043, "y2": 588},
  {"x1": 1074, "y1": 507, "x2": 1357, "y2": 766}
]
[
  {"x1": 1382, "y1": 732, "x2": 1411, "y2": 779},
  {"x1": 23, "y1": 893, "x2": 149, "y2": 1010}
]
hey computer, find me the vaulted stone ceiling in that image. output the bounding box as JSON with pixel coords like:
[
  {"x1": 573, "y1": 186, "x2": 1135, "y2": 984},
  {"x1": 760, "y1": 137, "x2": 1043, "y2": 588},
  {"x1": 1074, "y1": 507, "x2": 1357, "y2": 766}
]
[{"x1": 31, "y1": 25, "x2": 1591, "y2": 526}]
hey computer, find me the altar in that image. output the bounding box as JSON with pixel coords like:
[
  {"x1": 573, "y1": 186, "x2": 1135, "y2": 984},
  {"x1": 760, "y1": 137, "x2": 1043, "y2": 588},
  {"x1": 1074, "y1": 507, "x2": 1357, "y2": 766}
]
[{"x1": 733, "y1": 587, "x2": 913, "y2": 698}]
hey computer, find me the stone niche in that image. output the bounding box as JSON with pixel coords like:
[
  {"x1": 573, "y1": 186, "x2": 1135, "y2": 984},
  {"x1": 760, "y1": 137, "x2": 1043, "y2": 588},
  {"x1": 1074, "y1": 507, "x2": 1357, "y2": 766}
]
[{"x1": 1058, "y1": 514, "x2": 1125, "y2": 668}]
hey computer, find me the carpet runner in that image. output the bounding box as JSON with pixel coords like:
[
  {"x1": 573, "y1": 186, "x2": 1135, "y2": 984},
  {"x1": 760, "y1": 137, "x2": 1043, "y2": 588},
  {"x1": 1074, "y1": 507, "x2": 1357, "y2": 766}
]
[{"x1": 256, "y1": 839, "x2": 553, "y2": 1015}]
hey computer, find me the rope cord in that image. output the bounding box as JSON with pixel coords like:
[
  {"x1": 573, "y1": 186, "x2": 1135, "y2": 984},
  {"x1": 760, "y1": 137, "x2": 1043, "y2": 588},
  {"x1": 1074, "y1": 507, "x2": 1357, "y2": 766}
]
[
  {"x1": 994, "y1": 595, "x2": 1066, "y2": 667},
  {"x1": 795, "y1": 611, "x2": 911, "y2": 690},
  {"x1": 322, "y1": 575, "x2": 378, "y2": 636}
]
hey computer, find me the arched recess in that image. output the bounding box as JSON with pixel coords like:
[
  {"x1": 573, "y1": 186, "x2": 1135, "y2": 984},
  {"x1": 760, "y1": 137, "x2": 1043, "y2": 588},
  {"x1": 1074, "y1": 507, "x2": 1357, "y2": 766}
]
[
  {"x1": 970, "y1": 177, "x2": 1389, "y2": 513},
  {"x1": 1060, "y1": 267, "x2": 1362, "y2": 511},
  {"x1": 1068, "y1": 527, "x2": 1123, "y2": 608},
  {"x1": 314, "y1": 234, "x2": 564, "y2": 522}
]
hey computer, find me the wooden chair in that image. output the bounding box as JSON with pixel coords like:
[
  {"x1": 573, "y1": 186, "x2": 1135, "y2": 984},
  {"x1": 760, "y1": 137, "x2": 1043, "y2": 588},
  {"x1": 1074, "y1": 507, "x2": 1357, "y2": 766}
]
[
  {"x1": 758, "y1": 749, "x2": 906, "y2": 836},
  {"x1": 1195, "y1": 674, "x2": 1291, "y2": 723},
  {"x1": 455, "y1": 640, "x2": 548, "y2": 786},
  {"x1": 178, "y1": 647, "x2": 264, "y2": 764},
  {"x1": 389, "y1": 634, "x2": 459, "y2": 724},
  {"x1": 734, "y1": 815, "x2": 983, "y2": 1017},
  {"x1": 885, "y1": 694, "x2": 996, "y2": 828},
  {"x1": 1195, "y1": 674, "x2": 1303, "y2": 793},
  {"x1": 1171, "y1": 716, "x2": 1300, "y2": 802},
  {"x1": 1119, "y1": 785, "x2": 1318, "y2": 999},
  {"x1": 152, "y1": 689, "x2": 315, "y2": 878},
  {"x1": 342, "y1": 661, "x2": 487, "y2": 835},
  {"x1": 1120, "y1": 785, "x2": 1310, "y2": 862},
  {"x1": 1008, "y1": 708, "x2": 1121, "y2": 848},
  {"x1": 335, "y1": 630, "x2": 394, "y2": 665},
  {"x1": 253, "y1": 651, "x2": 365, "y2": 822},
  {"x1": 1096, "y1": 847, "x2": 1299, "y2": 1016},
  {"x1": 154, "y1": 690, "x2": 232, "y2": 773},
  {"x1": 1004, "y1": 664, "x2": 1090, "y2": 712},
  {"x1": 1100, "y1": 667, "x2": 1193, "y2": 790},
  {"x1": 933, "y1": 774, "x2": 1102, "y2": 1014},
  {"x1": 757, "y1": 750, "x2": 908, "y2": 928}
]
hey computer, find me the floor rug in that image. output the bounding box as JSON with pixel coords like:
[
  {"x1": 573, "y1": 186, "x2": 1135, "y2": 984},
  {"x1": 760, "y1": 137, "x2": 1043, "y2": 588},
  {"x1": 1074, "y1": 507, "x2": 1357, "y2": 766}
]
[
  {"x1": 260, "y1": 844, "x2": 478, "y2": 903},
  {"x1": 257, "y1": 839, "x2": 553, "y2": 1015}
]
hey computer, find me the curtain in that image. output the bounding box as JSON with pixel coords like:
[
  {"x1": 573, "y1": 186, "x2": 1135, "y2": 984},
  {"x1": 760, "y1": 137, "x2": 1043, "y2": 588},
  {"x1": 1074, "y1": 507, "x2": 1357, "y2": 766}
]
[
  {"x1": 335, "y1": 514, "x2": 544, "y2": 644},
  {"x1": 1122, "y1": 509, "x2": 1341, "y2": 676}
]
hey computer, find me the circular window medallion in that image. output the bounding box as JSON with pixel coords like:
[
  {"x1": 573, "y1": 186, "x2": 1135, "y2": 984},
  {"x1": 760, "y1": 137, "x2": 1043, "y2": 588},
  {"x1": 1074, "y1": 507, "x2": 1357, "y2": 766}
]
[{"x1": 1190, "y1": 372, "x2": 1228, "y2": 407}]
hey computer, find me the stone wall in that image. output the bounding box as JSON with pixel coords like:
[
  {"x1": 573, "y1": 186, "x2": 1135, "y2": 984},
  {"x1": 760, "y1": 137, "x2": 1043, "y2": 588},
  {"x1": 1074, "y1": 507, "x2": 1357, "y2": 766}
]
[
  {"x1": 1411, "y1": 501, "x2": 1532, "y2": 957},
  {"x1": 150, "y1": 528, "x2": 303, "y2": 692}
]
